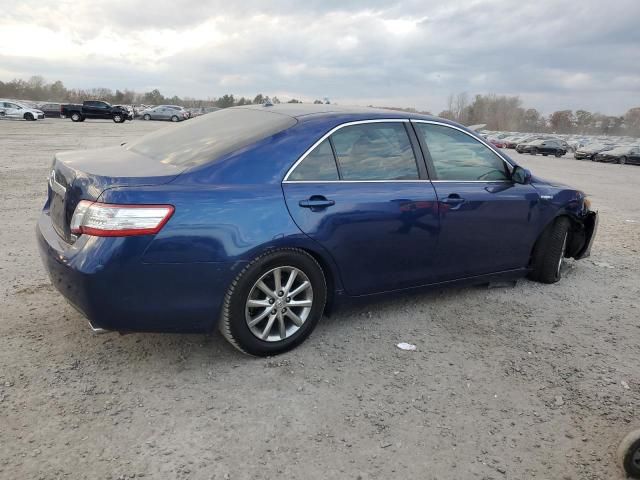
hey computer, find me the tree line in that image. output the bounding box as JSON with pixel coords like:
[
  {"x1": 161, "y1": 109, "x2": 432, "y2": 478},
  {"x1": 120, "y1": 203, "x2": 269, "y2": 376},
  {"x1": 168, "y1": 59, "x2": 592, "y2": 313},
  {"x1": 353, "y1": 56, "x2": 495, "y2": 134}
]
[
  {"x1": 439, "y1": 92, "x2": 640, "y2": 137},
  {"x1": 1, "y1": 76, "x2": 638, "y2": 136},
  {"x1": 0, "y1": 76, "x2": 327, "y2": 109}
]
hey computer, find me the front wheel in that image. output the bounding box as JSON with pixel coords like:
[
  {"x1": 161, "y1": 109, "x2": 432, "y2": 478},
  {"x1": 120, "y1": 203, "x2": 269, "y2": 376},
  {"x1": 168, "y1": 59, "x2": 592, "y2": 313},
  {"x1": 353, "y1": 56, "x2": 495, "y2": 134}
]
[
  {"x1": 24, "y1": 112, "x2": 35, "y2": 121},
  {"x1": 528, "y1": 217, "x2": 570, "y2": 284},
  {"x1": 555, "y1": 151, "x2": 563, "y2": 157},
  {"x1": 143, "y1": 114, "x2": 151, "y2": 121},
  {"x1": 220, "y1": 248, "x2": 327, "y2": 356},
  {"x1": 530, "y1": 148, "x2": 538, "y2": 155},
  {"x1": 619, "y1": 156, "x2": 627, "y2": 165},
  {"x1": 113, "y1": 114, "x2": 123, "y2": 123}
]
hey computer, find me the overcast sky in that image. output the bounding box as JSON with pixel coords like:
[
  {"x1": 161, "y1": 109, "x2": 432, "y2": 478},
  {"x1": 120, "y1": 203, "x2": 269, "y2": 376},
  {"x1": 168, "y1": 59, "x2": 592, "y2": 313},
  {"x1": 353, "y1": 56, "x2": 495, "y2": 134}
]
[{"x1": 1, "y1": 0, "x2": 638, "y2": 114}]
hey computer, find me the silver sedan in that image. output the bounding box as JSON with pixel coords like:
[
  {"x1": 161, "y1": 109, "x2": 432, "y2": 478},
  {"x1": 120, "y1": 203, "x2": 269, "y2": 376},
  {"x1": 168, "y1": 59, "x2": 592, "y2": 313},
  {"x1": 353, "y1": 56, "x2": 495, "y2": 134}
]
[{"x1": 140, "y1": 105, "x2": 188, "y2": 122}]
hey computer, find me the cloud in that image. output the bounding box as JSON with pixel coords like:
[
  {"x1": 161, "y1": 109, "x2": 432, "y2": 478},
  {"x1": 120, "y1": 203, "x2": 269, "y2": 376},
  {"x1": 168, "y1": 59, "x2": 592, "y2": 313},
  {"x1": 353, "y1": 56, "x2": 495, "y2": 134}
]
[{"x1": 0, "y1": 0, "x2": 638, "y2": 114}]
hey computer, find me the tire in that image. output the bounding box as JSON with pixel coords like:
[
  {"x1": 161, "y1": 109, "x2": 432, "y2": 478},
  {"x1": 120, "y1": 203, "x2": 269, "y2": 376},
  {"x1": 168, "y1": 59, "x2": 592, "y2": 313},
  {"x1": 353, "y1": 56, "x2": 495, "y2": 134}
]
[
  {"x1": 591, "y1": 155, "x2": 598, "y2": 162},
  {"x1": 24, "y1": 112, "x2": 35, "y2": 121},
  {"x1": 171, "y1": 115, "x2": 179, "y2": 122},
  {"x1": 530, "y1": 148, "x2": 538, "y2": 155},
  {"x1": 70, "y1": 112, "x2": 82, "y2": 122},
  {"x1": 113, "y1": 114, "x2": 123, "y2": 123},
  {"x1": 555, "y1": 151, "x2": 562, "y2": 158},
  {"x1": 619, "y1": 156, "x2": 627, "y2": 165},
  {"x1": 617, "y1": 430, "x2": 640, "y2": 479},
  {"x1": 143, "y1": 114, "x2": 151, "y2": 121},
  {"x1": 528, "y1": 217, "x2": 571, "y2": 284},
  {"x1": 219, "y1": 248, "x2": 327, "y2": 356}
]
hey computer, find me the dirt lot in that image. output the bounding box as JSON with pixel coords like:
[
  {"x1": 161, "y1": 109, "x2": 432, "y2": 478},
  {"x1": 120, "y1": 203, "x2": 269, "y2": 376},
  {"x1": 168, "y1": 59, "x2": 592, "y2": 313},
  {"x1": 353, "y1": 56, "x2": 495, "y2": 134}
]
[{"x1": 1, "y1": 117, "x2": 639, "y2": 480}]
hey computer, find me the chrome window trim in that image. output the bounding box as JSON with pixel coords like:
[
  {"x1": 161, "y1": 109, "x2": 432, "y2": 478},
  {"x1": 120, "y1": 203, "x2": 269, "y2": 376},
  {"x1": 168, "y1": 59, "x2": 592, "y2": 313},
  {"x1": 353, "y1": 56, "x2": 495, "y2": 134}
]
[
  {"x1": 283, "y1": 179, "x2": 431, "y2": 184},
  {"x1": 284, "y1": 179, "x2": 510, "y2": 184},
  {"x1": 409, "y1": 119, "x2": 516, "y2": 173},
  {"x1": 282, "y1": 118, "x2": 410, "y2": 183}
]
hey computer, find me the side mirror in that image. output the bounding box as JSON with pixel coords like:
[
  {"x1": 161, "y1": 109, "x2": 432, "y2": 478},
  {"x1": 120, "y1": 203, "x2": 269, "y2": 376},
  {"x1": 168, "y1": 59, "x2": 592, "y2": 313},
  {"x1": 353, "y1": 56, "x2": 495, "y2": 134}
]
[{"x1": 511, "y1": 166, "x2": 532, "y2": 185}]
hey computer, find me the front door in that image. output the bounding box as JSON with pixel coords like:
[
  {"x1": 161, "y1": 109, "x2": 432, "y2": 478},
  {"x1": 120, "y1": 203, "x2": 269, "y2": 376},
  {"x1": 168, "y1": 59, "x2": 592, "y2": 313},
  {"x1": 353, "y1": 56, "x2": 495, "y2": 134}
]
[
  {"x1": 412, "y1": 121, "x2": 540, "y2": 280},
  {"x1": 283, "y1": 121, "x2": 440, "y2": 295}
]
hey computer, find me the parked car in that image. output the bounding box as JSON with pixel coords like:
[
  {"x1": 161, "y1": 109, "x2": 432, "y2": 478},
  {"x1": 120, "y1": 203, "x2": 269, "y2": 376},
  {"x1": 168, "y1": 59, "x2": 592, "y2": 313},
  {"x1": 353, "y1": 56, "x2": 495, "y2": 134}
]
[
  {"x1": 60, "y1": 101, "x2": 133, "y2": 123},
  {"x1": 0, "y1": 99, "x2": 45, "y2": 120},
  {"x1": 487, "y1": 137, "x2": 506, "y2": 148},
  {"x1": 36, "y1": 105, "x2": 598, "y2": 356},
  {"x1": 503, "y1": 136, "x2": 528, "y2": 149},
  {"x1": 574, "y1": 143, "x2": 614, "y2": 161},
  {"x1": 140, "y1": 105, "x2": 188, "y2": 122},
  {"x1": 594, "y1": 145, "x2": 640, "y2": 165},
  {"x1": 37, "y1": 102, "x2": 63, "y2": 118},
  {"x1": 518, "y1": 139, "x2": 568, "y2": 157}
]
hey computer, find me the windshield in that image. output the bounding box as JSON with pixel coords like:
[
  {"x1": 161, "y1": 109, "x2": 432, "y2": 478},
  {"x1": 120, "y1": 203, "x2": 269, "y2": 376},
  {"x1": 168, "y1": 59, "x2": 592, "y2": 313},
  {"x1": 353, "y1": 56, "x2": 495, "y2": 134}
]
[{"x1": 127, "y1": 107, "x2": 297, "y2": 168}]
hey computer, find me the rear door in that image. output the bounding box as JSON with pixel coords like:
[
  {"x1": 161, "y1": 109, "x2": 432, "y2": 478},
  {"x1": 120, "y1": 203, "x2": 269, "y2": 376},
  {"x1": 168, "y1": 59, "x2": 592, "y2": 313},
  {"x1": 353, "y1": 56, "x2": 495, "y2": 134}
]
[
  {"x1": 282, "y1": 120, "x2": 440, "y2": 295},
  {"x1": 412, "y1": 121, "x2": 540, "y2": 280},
  {"x1": 83, "y1": 101, "x2": 98, "y2": 118},
  {"x1": 3, "y1": 102, "x2": 21, "y2": 118}
]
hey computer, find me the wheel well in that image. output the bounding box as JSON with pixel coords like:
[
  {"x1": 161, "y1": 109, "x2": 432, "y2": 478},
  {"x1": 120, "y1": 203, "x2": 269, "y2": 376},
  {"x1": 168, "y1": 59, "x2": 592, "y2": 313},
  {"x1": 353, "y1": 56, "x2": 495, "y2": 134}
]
[
  {"x1": 530, "y1": 214, "x2": 583, "y2": 264},
  {"x1": 297, "y1": 248, "x2": 336, "y2": 316}
]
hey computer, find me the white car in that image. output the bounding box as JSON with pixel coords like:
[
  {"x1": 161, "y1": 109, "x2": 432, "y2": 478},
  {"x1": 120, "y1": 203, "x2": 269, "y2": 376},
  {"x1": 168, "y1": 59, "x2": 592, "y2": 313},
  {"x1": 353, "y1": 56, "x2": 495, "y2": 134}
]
[{"x1": 0, "y1": 99, "x2": 45, "y2": 120}]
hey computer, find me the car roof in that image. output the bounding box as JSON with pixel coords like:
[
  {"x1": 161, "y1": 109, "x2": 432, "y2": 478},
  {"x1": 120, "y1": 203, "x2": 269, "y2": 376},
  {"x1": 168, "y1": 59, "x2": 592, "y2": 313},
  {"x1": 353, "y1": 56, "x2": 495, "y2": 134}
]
[{"x1": 233, "y1": 103, "x2": 444, "y2": 123}]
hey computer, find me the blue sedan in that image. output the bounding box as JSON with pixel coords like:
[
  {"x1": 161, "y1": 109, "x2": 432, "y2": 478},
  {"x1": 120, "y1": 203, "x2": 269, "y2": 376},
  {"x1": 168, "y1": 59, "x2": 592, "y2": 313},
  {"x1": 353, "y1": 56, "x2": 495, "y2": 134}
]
[{"x1": 37, "y1": 105, "x2": 598, "y2": 356}]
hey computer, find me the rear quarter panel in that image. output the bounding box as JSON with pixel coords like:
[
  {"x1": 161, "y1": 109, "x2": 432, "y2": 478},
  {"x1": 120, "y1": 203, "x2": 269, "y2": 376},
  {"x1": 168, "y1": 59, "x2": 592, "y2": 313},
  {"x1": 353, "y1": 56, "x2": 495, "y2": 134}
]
[{"x1": 98, "y1": 184, "x2": 340, "y2": 276}]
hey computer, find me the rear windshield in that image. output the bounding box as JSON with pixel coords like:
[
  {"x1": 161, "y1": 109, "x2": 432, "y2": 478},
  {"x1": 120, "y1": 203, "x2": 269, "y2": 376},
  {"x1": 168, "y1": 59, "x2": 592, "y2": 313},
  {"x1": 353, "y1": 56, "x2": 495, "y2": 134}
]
[{"x1": 127, "y1": 108, "x2": 297, "y2": 168}]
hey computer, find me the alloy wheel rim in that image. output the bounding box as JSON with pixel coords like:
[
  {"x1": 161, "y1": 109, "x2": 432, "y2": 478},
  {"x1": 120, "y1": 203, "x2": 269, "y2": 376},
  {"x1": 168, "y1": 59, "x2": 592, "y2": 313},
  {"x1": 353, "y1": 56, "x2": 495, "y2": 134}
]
[
  {"x1": 557, "y1": 232, "x2": 568, "y2": 277},
  {"x1": 245, "y1": 266, "x2": 313, "y2": 342}
]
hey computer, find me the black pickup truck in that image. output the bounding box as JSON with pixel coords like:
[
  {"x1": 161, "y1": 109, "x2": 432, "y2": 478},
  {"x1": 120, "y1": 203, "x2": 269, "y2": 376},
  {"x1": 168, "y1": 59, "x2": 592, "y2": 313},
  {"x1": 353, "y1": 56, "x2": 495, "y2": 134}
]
[{"x1": 60, "y1": 101, "x2": 133, "y2": 123}]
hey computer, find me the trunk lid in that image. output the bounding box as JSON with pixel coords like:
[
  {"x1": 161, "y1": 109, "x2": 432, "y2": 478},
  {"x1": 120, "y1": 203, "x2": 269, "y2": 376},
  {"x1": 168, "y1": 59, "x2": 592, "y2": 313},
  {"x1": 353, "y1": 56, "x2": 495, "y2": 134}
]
[{"x1": 48, "y1": 145, "x2": 184, "y2": 243}]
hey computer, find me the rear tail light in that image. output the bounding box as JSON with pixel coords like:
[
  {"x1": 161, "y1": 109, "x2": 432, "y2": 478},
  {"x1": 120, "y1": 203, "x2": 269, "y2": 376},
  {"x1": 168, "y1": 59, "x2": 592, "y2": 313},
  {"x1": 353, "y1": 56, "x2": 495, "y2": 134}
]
[{"x1": 70, "y1": 201, "x2": 174, "y2": 237}]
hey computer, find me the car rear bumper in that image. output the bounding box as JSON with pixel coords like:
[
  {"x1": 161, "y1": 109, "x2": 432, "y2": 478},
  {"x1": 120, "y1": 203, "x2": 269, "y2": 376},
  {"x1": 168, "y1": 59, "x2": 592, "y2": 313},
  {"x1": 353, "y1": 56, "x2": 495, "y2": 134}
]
[{"x1": 36, "y1": 211, "x2": 241, "y2": 333}]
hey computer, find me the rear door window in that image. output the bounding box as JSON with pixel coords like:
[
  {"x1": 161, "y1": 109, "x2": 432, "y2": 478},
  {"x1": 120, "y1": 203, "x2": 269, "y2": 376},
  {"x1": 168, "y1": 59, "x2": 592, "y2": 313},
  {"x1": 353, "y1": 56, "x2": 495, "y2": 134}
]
[
  {"x1": 288, "y1": 139, "x2": 339, "y2": 181},
  {"x1": 331, "y1": 123, "x2": 419, "y2": 180}
]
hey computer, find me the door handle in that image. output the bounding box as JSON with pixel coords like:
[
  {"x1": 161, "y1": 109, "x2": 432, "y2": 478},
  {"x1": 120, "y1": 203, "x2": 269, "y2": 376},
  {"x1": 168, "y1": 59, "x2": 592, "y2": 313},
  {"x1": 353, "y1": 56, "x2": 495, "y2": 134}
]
[
  {"x1": 441, "y1": 194, "x2": 465, "y2": 209},
  {"x1": 441, "y1": 194, "x2": 465, "y2": 204},
  {"x1": 299, "y1": 196, "x2": 335, "y2": 210}
]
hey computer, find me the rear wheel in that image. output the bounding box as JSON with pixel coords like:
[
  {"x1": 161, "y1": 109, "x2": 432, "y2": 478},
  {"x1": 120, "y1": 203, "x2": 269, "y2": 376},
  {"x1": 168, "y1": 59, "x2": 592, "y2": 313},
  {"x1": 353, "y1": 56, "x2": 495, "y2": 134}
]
[
  {"x1": 70, "y1": 112, "x2": 82, "y2": 122},
  {"x1": 24, "y1": 112, "x2": 35, "y2": 121},
  {"x1": 618, "y1": 430, "x2": 640, "y2": 478},
  {"x1": 528, "y1": 217, "x2": 570, "y2": 284},
  {"x1": 619, "y1": 156, "x2": 627, "y2": 165},
  {"x1": 171, "y1": 115, "x2": 179, "y2": 122},
  {"x1": 530, "y1": 148, "x2": 538, "y2": 155},
  {"x1": 219, "y1": 248, "x2": 327, "y2": 356}
]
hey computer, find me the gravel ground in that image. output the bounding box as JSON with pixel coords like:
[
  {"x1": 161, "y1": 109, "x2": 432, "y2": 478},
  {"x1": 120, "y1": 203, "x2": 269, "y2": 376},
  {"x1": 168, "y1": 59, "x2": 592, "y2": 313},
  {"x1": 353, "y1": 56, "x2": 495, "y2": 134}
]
[{"x1": 1, "y1": 117, "x2": 639, "y2": 480}]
